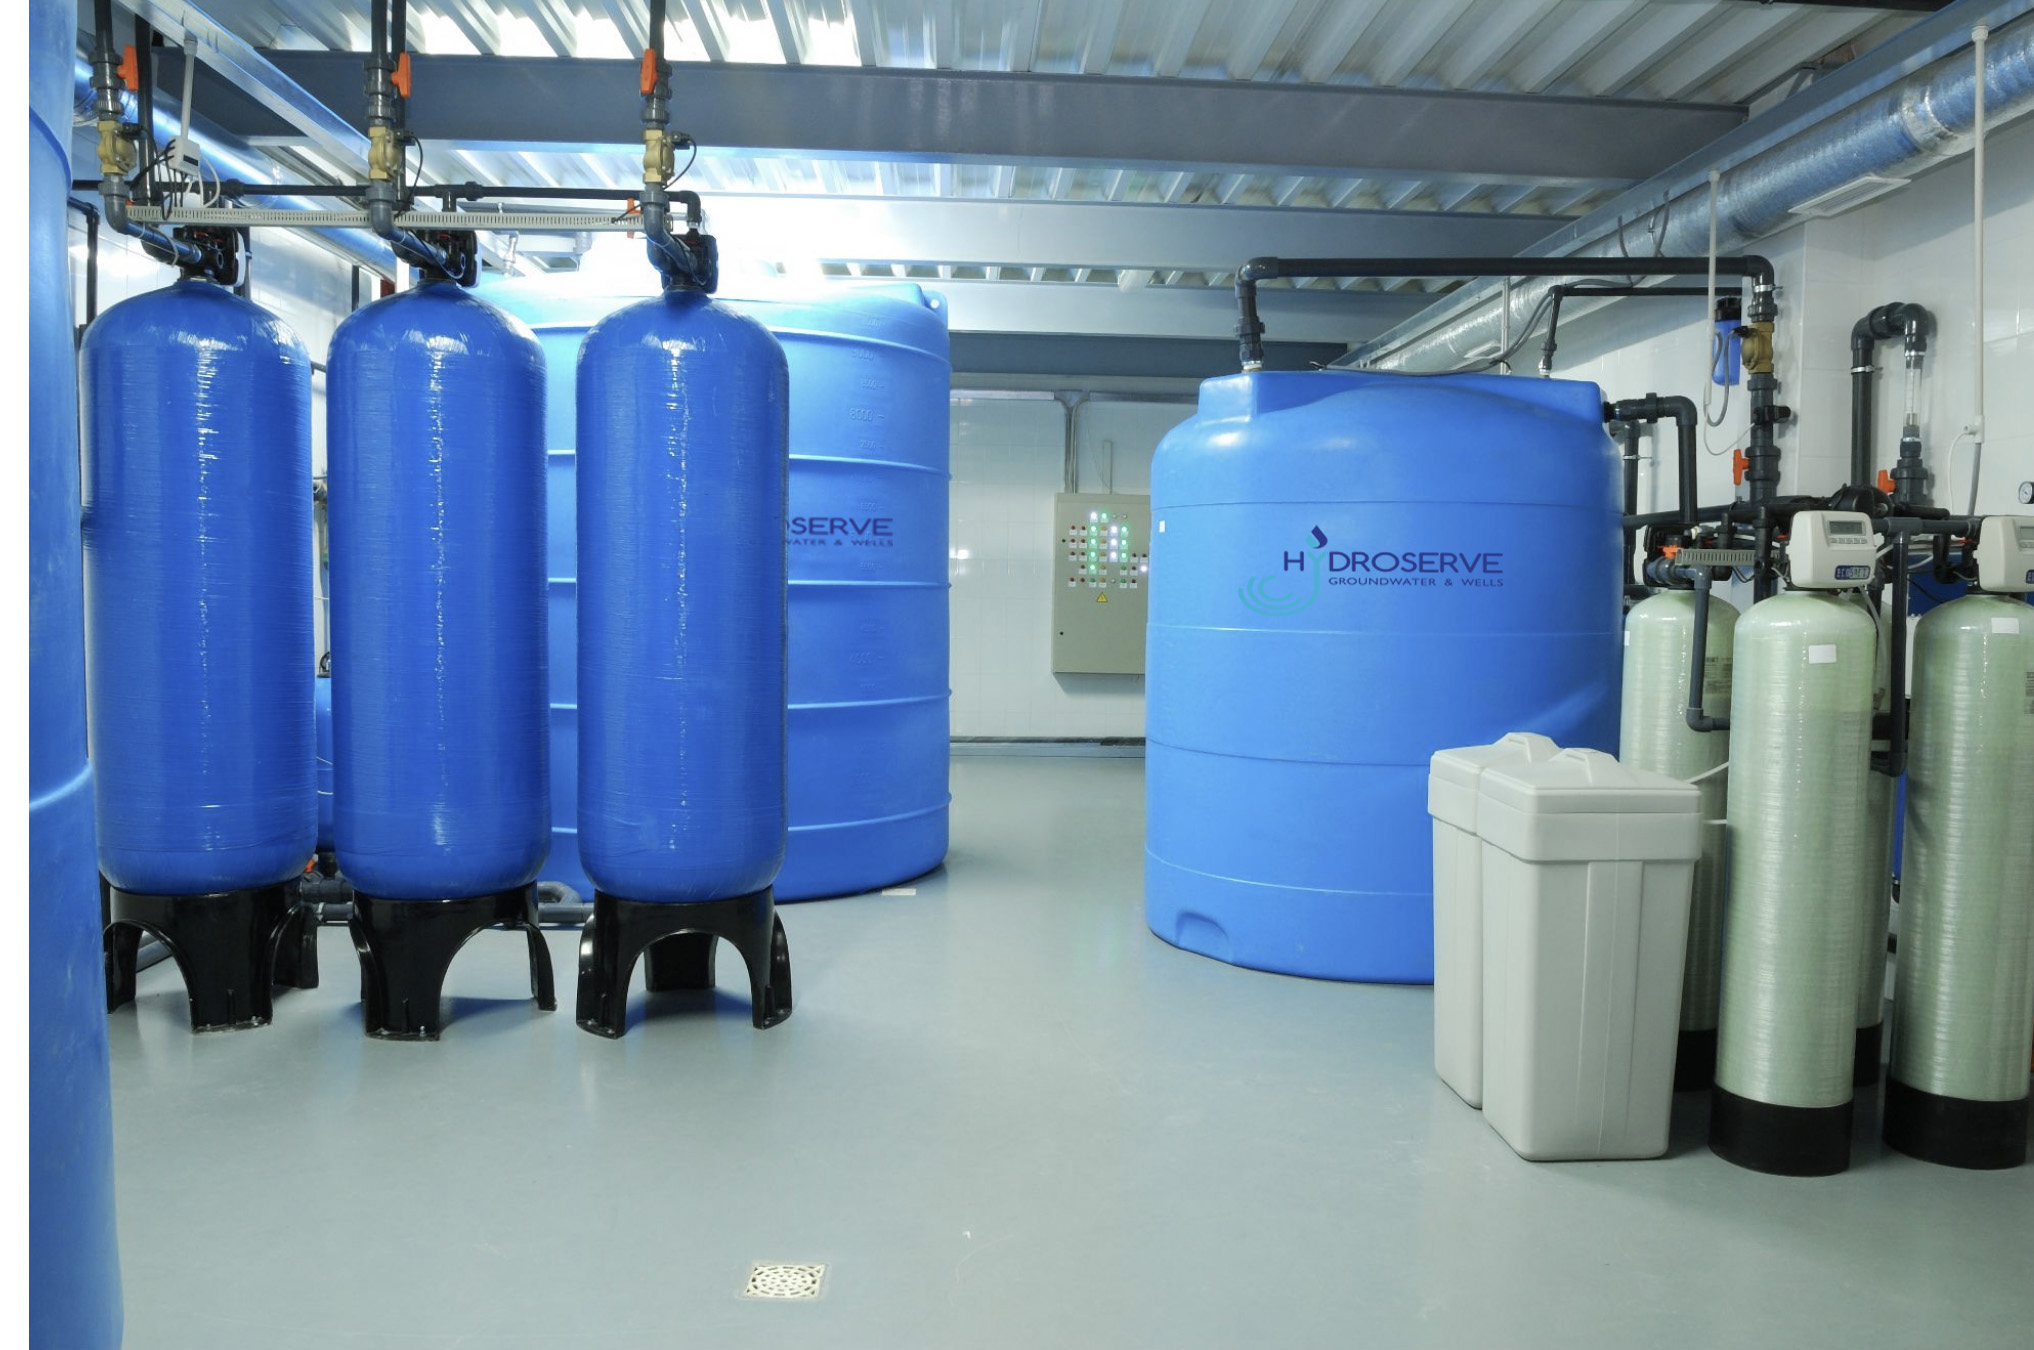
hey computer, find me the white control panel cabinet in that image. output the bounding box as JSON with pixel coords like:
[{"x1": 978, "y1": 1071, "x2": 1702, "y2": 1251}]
[{"x1": 1052, "y1": 492, "x2": 1151, "y2": 674}]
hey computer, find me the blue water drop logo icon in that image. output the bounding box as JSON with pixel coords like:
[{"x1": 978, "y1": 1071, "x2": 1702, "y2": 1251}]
[{"x1": 1240, "y1": 526, "x2": 1326, "y2": 616}]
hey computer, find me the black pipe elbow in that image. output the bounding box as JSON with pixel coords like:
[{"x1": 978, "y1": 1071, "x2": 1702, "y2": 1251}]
[
  {"x1": 1238, "y1": 257, "x2": 1280, "y2": 286},
  {"x1": 1853, "y1": 302, "x2": 1933, "y2": 356}
]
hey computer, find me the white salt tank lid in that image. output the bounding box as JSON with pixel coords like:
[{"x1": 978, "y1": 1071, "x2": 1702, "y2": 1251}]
[
  {"x1": 1476, "y1": 747, "x2": 1701, "y2": 863},
  {"x1": 1428, "y1": 732, "x2": 1563, "y2": 832}
]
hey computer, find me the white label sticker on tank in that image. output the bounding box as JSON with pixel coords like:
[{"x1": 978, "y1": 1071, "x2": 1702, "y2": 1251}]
[
  {"x1": 1992, "y1": 617, "x2": 2022, "y2": 635},
  {"x1": 1808, "y1": 645, "x2": 1838, "y2": 665},
  {"x1": 1623, "y1": 629, "x2": 1631, "y2": 647},
  {"x1": 1158, "y1": 520, "x2": 1166, "y2": 533}
]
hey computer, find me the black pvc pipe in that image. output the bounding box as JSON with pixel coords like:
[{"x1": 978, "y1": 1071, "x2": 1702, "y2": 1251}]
[
  {"x1": 1686, "y1": 570, "x2": 1728, "y2": 733},
  {"x1": 67, "y1": 199, "x2": 101, "y2": 324},
  {"x1": 1233, "y1": 254, "x2": 1776, "y2": 371},
  {"x1": 1882, "y1": 531, "x2": 1911, "y2": 778},
  {"x1": 1609, "y1": 394, "x2": 1699, "y2": 526},
  {"x1": 131, "y1": 18, "x2": 155, "y2": 204},
  {"x1": 1541, "y1": 284, "x2": 1710, "y2": 377},
  {"x1": 1849, "y1": 302, "x2": 1933, "y2": 489}
]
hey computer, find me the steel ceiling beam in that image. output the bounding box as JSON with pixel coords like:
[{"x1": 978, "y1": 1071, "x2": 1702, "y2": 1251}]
[
  {"x1": 245, "y1": 52, "x2": 1745, "y2": 186},
  {"x1": 948, "y1": 332, "x2": 1344, "y2": 380},
  {"x1": 919, "y1": 278, "x2": 1432, "y2": 342},
  {"x1": 699, "y1": 193, "x2": 1560, "y2": 273}
]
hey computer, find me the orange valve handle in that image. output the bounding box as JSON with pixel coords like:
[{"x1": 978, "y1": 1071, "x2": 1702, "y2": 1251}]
[
  {"x1": 1877, "y1": 469, "x2": 1896, "y2": 495},
  {"x1": 1731, "y1": 448, "x2": 1749, "y2": 487},
  {"x1": 117, "y1": 45, "x2": 140, "y2": 92},
  {"x1": 640, "y1": 48, "x2": 659, "y2": 96},
  {"x1": 392, "y1": 52, "x2": 412, "y2": 99}
]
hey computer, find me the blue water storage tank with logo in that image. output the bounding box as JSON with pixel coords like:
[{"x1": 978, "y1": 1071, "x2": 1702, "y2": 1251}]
[
  {"x1": 29, "y1": 0, "x2": 122, "y2": 1338},
  {"x1": 82, "y1": 278, "x2": 317, "y2": 897},
  {"x1": 729, "y1": 288, "x2": 952, "y2": 899},
  {"x1": 576, "y1": 289, "x2": 790, "y2": 901},
  {"x1": 1145, "y1": 371, "x2": 1622, "y2": 982},
  {"x1": 315, "y1": 673, "x2": 335, "y2": 852},
  {"x1": 484, "y1": 280, "x2": 950, "y2": 902},
  {"x1": 327, "y1": 283, "x2": 549, "y2": 899}
]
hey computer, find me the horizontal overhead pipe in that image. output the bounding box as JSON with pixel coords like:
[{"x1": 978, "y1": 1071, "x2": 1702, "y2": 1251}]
[{"x1": 1355, "y1": 16, "x2": 2034, "y2": 371}]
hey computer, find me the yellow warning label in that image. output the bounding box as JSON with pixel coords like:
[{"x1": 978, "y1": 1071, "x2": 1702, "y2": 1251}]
[{"x1": 1096, "y1": 593, "x2": 1108, "y2": 603}]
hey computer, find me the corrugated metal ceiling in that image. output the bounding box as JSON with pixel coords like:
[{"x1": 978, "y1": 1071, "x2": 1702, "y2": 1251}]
[{"x1": 118, "y1": 0, "x2": 1931, "y2": 304}]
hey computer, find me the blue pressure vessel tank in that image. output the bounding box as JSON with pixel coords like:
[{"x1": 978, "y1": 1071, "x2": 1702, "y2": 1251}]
[
  {"x1": 729, "y1": 287, "x2": 952, "y2": 899},
  {"x1": 1145, "y1": 371, "x2": 1622, "y2": 982},
  {"x1": 29, "y1": 0, "x2": 123, "y2": 1339},
  {"x1": 577, "y1": 288, "x2": 790, "y2": 901},
  {"x1": 82, "y1": 280, "x2": 316, "y2": 897},
  {"x1": 327, "y1": 283, "x2": 549, "y2": 899}
]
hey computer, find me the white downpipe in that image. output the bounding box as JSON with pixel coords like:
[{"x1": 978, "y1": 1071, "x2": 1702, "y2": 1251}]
[{"x1": 1968, "y1": 24, "x2": 1989, "y2": 514}]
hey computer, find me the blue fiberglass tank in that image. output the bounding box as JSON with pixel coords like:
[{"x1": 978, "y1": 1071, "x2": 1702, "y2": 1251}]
[
  {"x1": 577, "y1": 288, "x2": 790, "y2": 901},
  {"x1": 484, "y1": 279, "x2": 951, "y2": 902},
  {"x1": 1145, "y1": 371, "x2": 1622, "y2": 982},
  {"x1": 29, "y1": 0, "x2": 122, "y2": 1338},
  {"x1": 327, "y1": 283, "x2": 549, "y2": 899},
  {"x1": 82, "y1": 279, "x2": 316, "y2": 897},
  {"x1": 729, "y1": 287, "x2": 952, "y2": 899}
]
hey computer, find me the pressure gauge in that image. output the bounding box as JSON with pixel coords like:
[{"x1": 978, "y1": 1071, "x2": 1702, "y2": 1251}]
[
  {"x1": 2017, "y1": 480, "x2": 2034, "y2": 505},
  {"x1": 1786, "y1": 510, "x2": 1878, "y2": 589},
  {"x1": 1972, "y1": 516, "x2": 2034, "y2": 593}
]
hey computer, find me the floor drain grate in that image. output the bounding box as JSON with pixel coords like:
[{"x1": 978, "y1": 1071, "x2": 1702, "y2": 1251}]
[{"x1": 743, "y1": 1263, "x2": 825, "y2": 1300}]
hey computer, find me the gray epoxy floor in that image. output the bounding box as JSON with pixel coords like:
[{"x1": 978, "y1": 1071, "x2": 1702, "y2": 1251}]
[{"x1": 111, "y1": 756, "x2": 2032, "y2": 1349}]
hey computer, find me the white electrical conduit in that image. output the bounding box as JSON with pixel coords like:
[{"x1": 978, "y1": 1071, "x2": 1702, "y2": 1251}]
[{"x1": 1968, "y1": 23, "x2": 1989, "y2": 514}]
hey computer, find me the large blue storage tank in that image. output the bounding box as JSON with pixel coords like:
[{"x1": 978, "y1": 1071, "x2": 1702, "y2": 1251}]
[
  {"x1": 1145, "y1": 371, "x2": 1622, "y2": 982},
  {"x1": 29, "y1": 0, "x2": 123, "y2": 1338},
  {"x1": 315, "y1": 674, "x2": 334, "y2": 853},
  {"x1": 726, "y1": 288, "x2": 951, "y2": 899},
  {"x1": 484, "y1": 280, "x2": 951, "y2": 902},
  {"x1": 327, "y1": 283, "x2": 549, "y2": 899},
  {"x1": 576, "y1": 289, "x2": 790, "y2": 901},
  {"x1": 82, "y1": 279, "x2": 316, "y2": 897}
]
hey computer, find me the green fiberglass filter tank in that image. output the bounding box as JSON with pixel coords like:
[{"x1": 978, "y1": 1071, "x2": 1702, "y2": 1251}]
[
  {"x1": 1885, "y1": 520, "x2": 2034, "y2": 1169},
  {"x1": 1145, "y1": 371, "x2": 1623, "y2": 982},
  {"x1": 1710, "y1": 512, "x2": 1879, "y2": 1176},
  {"x1": 1619, "y1": 588, "x2": 1738, "y2": 1090}
]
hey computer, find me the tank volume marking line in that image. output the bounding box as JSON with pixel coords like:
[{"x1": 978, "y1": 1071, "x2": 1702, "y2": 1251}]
[
  {"x1": 792, "y1": 455, "x2": 949, "y2": 475},
  {"x1": 788, "y1": 802, "x2": 953, "y2": 832}
]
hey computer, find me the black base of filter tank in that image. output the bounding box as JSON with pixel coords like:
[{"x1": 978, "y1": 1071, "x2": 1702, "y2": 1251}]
[
  {"x1": 575, "y1": 888, "x2": 793, "y2": 1037},
  {"x1": 1674, "y1": 1029, "x2": 1718, "y2": 1092},
  {"x1": 1708, "y1": 1086, "x2": 1853, "y2": 1176},
  {"x1": 1883, "y1": 1077, "x2": 2029, "y2": 1170},
  {"x1": 102, "y1": 876, "x2": 320, "y2": 1031},
  {"x1": 348, "y1": 885, "x2": 555, "y2": 1040},
  {"x1": 1853, "y1": 1022, "x2": 1884, "y2": 1088}
]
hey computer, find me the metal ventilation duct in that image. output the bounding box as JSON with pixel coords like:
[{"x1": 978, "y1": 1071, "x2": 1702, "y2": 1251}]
[{"x1": 1353, "y1": 14, "x2": 2034, "y2": 372}]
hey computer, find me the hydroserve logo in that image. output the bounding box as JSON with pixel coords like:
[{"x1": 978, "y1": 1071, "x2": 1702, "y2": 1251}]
[
  {"x1": 1240, "y1": 526, "x2": 1505, "y2": 615},
  {"x1": 789, "y1": 515, "x2": 896, "y2": 548},
  {"x1": 1239, "y1": 525, "x2": 1328, "y2": 615}
]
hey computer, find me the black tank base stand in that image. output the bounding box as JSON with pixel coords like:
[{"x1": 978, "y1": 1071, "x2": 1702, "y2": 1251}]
[
  {"x1": 349, "y1": 885, "x2": 555, "y2": 1041},
  {"x1": 1884, "y1": 1077, "x2": 2028, "y2": 1170},
  {"x1": 576, "y1": 888, "x2": 792, "y2": 1038},
  {"x1": 103, "y1": 876, "x2": 319, "y2": 1032}
]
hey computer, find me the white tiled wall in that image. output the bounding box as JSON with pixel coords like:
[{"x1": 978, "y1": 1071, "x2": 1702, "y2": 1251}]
[
  {"x1": 1552, "y1": 116, "x2": 2034, "y2": 522},
  {"x1": 949, "y1": 395, "x2": 1194, "y2": 738}
]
